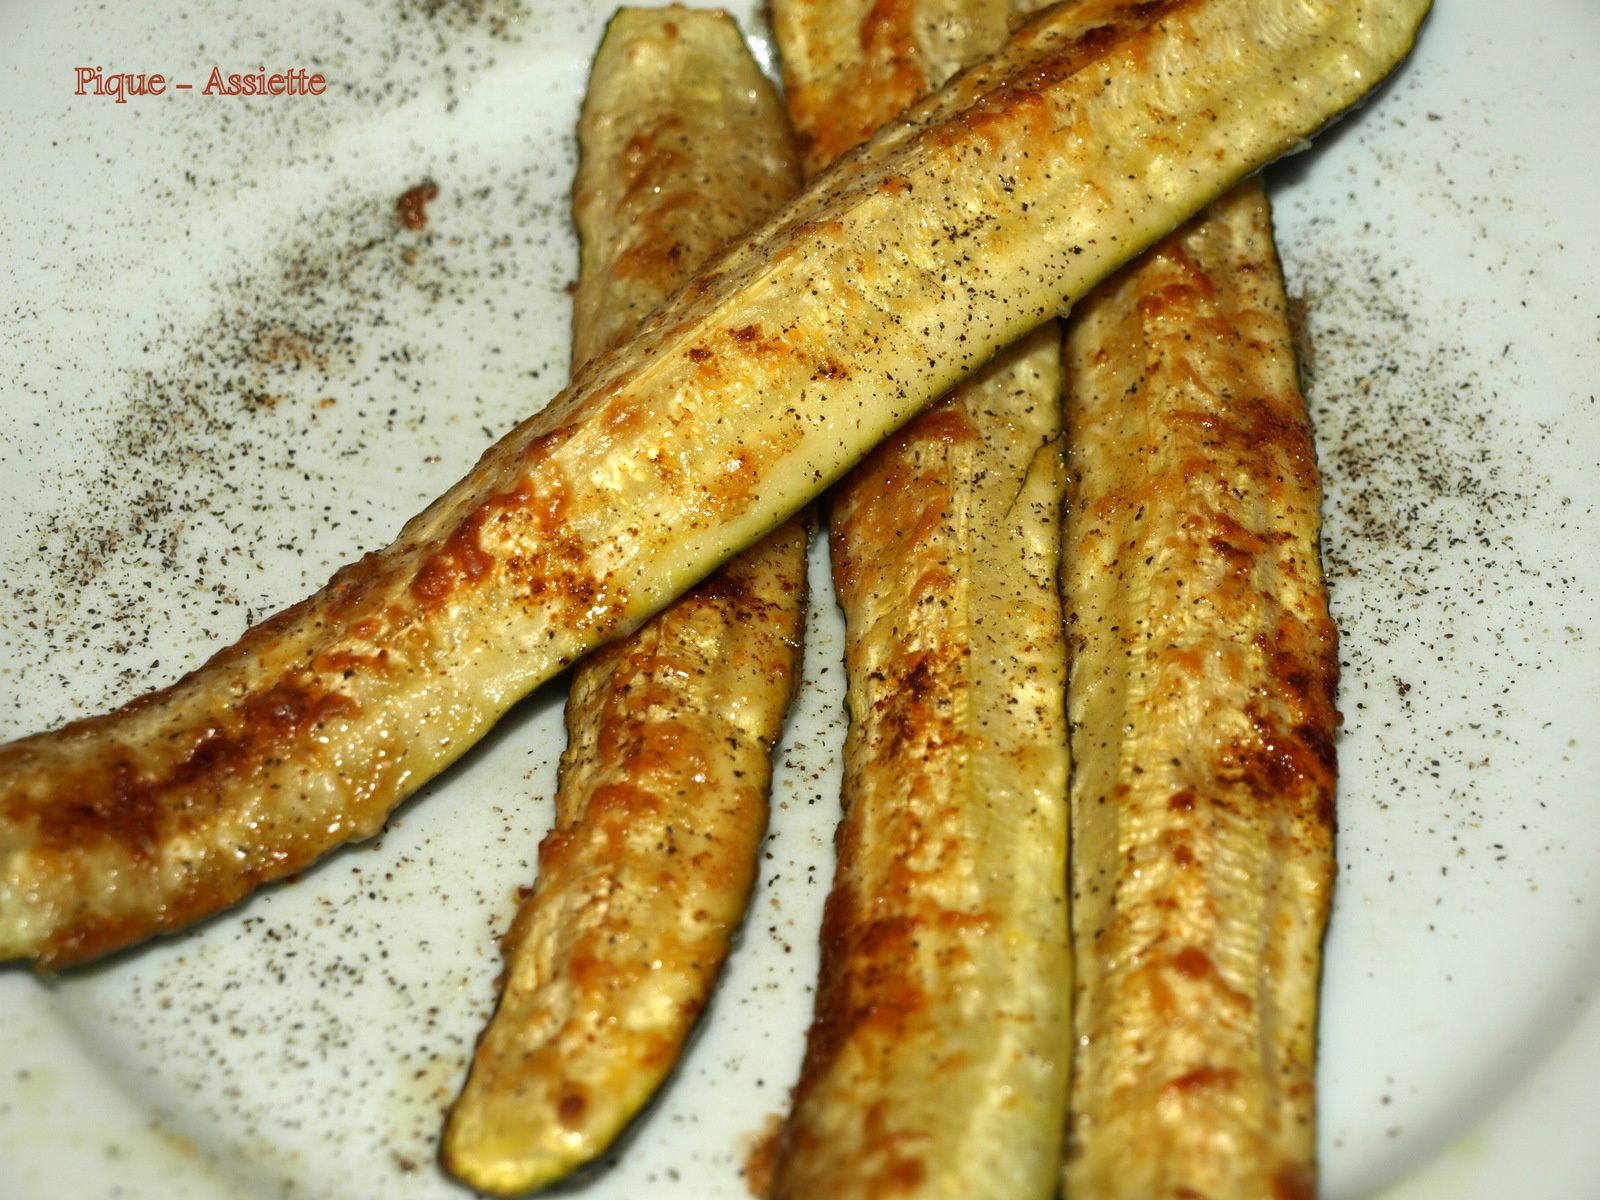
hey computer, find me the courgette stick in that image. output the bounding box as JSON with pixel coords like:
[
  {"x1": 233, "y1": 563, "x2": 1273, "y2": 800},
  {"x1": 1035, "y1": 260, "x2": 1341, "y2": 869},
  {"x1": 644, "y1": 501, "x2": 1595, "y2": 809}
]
[
  {"x1": 1060, "y1": 180, "x2": 1338, "y2": 1200},
  {"x1": 770, "y1": 0, "x2": 1071, "y2": 1196},
  {"x1": 0, "y1": 0, "x2": 1428, "y2": 967},
  {"x1": 440, "y1": 11, "x2": 806, "y2": 1195}
]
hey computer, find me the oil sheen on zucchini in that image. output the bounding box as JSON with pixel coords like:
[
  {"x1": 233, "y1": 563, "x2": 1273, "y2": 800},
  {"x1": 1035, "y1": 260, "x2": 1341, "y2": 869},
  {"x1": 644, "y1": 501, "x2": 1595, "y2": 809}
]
[
  {"x1": 1061, "y1": 180, "x2": 1338, "y2": 1200},
  {"x1": 771, "y1": 0, "x2": 1070, "y2": 1196},
  {"x1": 440, "y1": 11, "x2": 806, "y2": 1196},
  {"x1": 0, "y1": 0, "x2": 1428, "y2": 968}
]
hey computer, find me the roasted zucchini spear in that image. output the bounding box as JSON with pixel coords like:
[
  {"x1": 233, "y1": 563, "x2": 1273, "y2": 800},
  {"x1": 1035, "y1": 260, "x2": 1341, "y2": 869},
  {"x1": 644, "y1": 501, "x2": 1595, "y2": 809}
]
[
  {"x1": 776, "y1": 338, "x2": 1072, "y2": 1200},
  {"x1": 440, "y1": 10, "x2": 806, "y2": 1195},
  {"x1": 771, "y1": 0, "x2": 1071, "y2": 1196},
  {"x1": 1060, "y1": 180, "x2": 1339, "y2": 1199},
  {"x1": 0, "y1": 0, "x2": 1428, "y2": 967}
]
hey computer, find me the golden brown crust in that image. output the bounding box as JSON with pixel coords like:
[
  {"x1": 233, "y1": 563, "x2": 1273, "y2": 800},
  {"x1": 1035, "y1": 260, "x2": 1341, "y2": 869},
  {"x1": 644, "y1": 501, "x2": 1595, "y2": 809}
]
[
  {"x1": 775, "y1": 0, "x2": 1057, "y2": 175},
  {"x1": 0, "y1": 0, "x2": 1425, "y2": 966},
  {"x1": 777, "y1": 0, "x2": 930, "y2": 177},
  {"x1": 441, "y1": 13, "x2": 808, "y2": 1192},
  {"x1": 1060, "y1": 180, "x2": 1338, "y2": 1199}
]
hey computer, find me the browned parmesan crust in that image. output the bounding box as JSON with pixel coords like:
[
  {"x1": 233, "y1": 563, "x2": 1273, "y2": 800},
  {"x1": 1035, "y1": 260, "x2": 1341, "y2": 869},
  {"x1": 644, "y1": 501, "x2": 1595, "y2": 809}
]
[
  {"x1": 0, "y1": 0, "x2": 1426, "y2": 967},
  {"x1": 440, "y1": 11, "x2": 807, "y2": 1194},
  {"x1": 1060, "y1": 180, "x2": 1338, "y2": 1200}
]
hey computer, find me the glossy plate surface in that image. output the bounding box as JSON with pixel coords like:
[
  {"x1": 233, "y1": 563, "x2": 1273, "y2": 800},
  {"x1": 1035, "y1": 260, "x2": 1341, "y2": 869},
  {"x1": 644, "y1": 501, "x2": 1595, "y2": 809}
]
[{"x1": 1, "y1": 0, "x2": 1596, "y2": 1196}]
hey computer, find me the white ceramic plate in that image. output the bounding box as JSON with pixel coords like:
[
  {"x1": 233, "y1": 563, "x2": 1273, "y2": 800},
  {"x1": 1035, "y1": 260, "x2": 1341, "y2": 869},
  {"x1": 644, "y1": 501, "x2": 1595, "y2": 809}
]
[{"x1": 1, "y1": 0, "x2": 1596, "y2": 1196}]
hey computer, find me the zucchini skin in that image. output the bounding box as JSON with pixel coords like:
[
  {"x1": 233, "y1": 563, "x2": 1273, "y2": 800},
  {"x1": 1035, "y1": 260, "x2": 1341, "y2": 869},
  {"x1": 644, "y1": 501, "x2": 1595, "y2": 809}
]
[
  {"x1": 772, "y1": 0, "x2": 1070, "y2": 1196},
  {"x1": 1060, "y1": 180, "x2": 1338, "y2": 1200},
  {"x1": 0, "y1": 0, "x2": 1428, "y2": 967},
  {"x1": 439, "y1": 10, "x2": 807, "y2": 1195}
]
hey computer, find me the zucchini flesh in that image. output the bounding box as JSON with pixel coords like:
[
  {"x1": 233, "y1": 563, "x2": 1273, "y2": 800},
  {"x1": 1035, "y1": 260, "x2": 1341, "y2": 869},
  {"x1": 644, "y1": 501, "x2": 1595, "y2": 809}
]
[
  {"x1": 778, "y1": 0, "x2": 1035, "y2": 178},
  {"x1": 1060, "y1": 180, "x2": 1338, "y2": 1200},
  {"x1": 772, "y1": 0, "x2": 1070, "y2": 1196},
  {"x1": 0, "y1": 0, "x2": 1428, "y2": 967},
  {"x1": 439, "y1": 10, "x2": 806, "y2": 1196}
]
